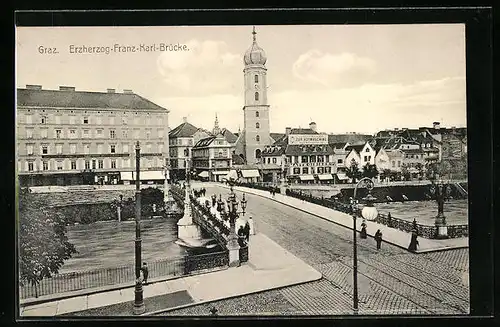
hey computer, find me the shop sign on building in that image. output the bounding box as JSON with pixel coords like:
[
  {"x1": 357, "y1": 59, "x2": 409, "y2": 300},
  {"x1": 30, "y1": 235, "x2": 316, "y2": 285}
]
[{"x1": 288, "y1": 134, "x2": 328, "y2": 145}]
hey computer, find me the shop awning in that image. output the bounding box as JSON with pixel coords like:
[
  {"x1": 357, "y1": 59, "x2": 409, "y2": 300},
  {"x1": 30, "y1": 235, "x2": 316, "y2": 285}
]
[
  {"x1": 336, "y1": 173, "x2": 349, "y2": 180},
  {"x1": 226, "y1": 170, "x2": 239, "y2": 180},
  {"x1": 120, "y1": 172, "x2": 133, "y2": 181},
  {"x1": 140, "y1": 171, "x2": 164, "y2": 180},
  {"x1": 241, "y1": 169, "x2": 260, "y2": 178},
  {"x1": 120, "y1": 171, "x2": 164, "y2": 181},
  {"x1": 212, "y1": 170, "x2": 230, "y2": 175},
  {"x1": 299, "y1": 175, "x2": 315, "y2": 181},
  {"x1": 317, "y1": 174, "x2": 333, "y2": 180},
  {"x1": 198, "y1": 171, "x2": 209, "y2": 178}
]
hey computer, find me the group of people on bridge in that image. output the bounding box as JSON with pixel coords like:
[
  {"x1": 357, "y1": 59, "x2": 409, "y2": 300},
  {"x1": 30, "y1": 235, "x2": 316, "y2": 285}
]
[{"x1": 237, "y1": 221, "x2": 251, "y2": 247}]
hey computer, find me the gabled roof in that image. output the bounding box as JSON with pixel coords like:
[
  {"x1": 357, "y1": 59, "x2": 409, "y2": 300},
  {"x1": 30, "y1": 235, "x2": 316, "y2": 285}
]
[
  {"x1": 232, "y1": 154, "x2": 245, "y2": 165},
  {"x1": 290, "y1": 128, "x2": 317, "y2": 135},
  {"x1": 261, "y1": 145, "x2": 285, "y2": 156},
  {"x1": 271, "y1": 134, "x2": 288, "y2": 146},
  {"x1": 284, "y1": 144, "x2": 334, "y2": 156},
  {"x1": 331, "y1": 142, "x2": 348, "y2": 150},
  {"x1": 193, "y1": 136, "x2": 216, "y2": 148},
  {"x1": 169, "y1": 122, "x2": 200, "y2": 138},
  {"x1": 17, "y1": 88, "x2": 168, "y2": 111},
  {"x1": 270, "y1": 133, "x2": 285, "y2": 142},
  {"x1": 220, "y1": 128, "x2": 238, "y2": 144},
  {"x1": 328, "y1": 134, "x2": 372, "y2": 144},
  {"x1": 344, "y1": 144, "x2": 365, "y2": 153}
]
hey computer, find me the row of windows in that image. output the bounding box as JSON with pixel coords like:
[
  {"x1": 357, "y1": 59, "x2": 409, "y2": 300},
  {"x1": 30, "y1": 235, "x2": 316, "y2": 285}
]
[
  {"x1": 24, "y1": 142, "x2": 164, "y2": 155},
  {"x1": 20, "y1": 157, "x2": 161, "y2": 172},
  {"x1": 292, "y1": 167, "x2": 333, "y2": 175},
  {"x1": 21, "y1": 113, "x2": 166, "y2": 126},
  {"x1": 169, "y1": 138, "x2": 194, "y2": 146},
  {"x1": 22, "y1": 127, "x2": 165, "y2": 140}
]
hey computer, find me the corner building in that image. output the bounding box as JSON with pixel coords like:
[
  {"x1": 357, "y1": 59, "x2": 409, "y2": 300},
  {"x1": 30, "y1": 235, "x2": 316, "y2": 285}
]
[{"x1": 16, "y1": 85, "x2": 169, "y2": 186}]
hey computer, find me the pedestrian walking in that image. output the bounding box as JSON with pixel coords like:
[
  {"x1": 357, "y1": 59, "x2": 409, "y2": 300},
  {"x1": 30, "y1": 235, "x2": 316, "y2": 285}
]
[
  {"x1": 360, "y1": 220, "x2": 367, "y2": 239},
  {"x1": 374, "y1": 229, "x2": 383, "y2": 250},
  {"x1": 141, "y1": 262, "x2": 149, "y2": 284},
  {"x1": 244, "y1": 221, "x2": 250, "y2": 242},
  {"x1": 408, "y1": 230, "x2": 419, "y2": 252},
  {"x1": 237, "y1": 225, "x2": 246, "y2": 246}
]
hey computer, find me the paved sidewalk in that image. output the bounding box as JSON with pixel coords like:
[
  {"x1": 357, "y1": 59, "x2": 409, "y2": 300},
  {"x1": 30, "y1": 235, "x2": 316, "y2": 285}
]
[
  {"x1": 20, "y1": 233, "x2": 321, "y2": 317},
  {"x1": 215, "y1": 184, "x2": 468, "y2": 253}
]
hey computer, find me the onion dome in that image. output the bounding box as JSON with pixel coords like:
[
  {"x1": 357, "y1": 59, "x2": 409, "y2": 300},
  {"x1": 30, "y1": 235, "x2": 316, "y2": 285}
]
[{"x1": 244, "y1": 26, "x2": 267, "y2": 66}]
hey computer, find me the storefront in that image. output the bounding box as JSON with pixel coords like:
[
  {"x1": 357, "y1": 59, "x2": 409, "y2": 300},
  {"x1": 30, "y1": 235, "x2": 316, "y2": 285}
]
[
  {"x1": 317, "y1": 173, "x2": 334, "y2": 184},
  {"x1": 119, "y1": 170, "x2": 164, "y2": 185},
  {"x1": 299, "y1": 174, "x2": 315, "y2": 184},
  {"x1": 211, "y1": 170, "x2": 229, "y2": 182},
  {"x1": 240, "y1": 169, "x2": 261, "y2": 183}
]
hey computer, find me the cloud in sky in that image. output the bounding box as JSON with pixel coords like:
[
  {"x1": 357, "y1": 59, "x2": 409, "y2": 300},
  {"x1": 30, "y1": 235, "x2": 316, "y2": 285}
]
[
  {"x1": 292, "y1": 50, "x2": 378, "y2": 88},
  {"x1": 156, "y1": 39, "x2": 242, "y2": 95},
  {"x1": 157, "y1": 76, "x2": 466, "y2": 135}
]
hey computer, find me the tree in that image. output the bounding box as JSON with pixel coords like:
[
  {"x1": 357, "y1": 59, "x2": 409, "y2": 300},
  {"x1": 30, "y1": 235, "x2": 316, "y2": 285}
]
[
  {"x1": 18, "y1": 188, "x2": 77, "y2": 297},
  {"x1": 415, "y1": 162, "x2": 425, "y2": 180},
  {"x1": 362, "y1": 163, "x2": 379, "y2": 179},
  {"x1": 346, "y1": 159, "x2": 362, "y2": 184},
  {"x1": 401, "y1": 163, "x2": 411, "y2": 181}
]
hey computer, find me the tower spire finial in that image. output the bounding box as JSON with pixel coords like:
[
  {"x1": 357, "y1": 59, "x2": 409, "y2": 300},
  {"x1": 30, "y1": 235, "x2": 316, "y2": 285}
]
[
  {"x1": 213, "y1": 113, "x2": 220, "y2": 135},
  {"x1": 252, "y1": 26, "x2": 257, "y2": 42}
]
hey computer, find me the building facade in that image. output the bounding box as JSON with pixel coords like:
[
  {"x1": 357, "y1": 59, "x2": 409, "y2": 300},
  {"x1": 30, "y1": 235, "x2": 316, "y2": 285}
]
[
  {"x1": 191, "y1": 132, "x2": 234, "y2": 182},
  {"x1": 168, "y1": 117, "x2": 211, "y2": 181},
  {"x1": 16, "y1": 85, "x2": 169, "y2": 186}
]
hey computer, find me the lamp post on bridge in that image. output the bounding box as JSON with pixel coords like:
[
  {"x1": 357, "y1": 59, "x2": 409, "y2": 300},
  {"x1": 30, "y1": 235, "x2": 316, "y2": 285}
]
[
  {"x1": 217, "y1": 178, "x2": 247, "y2": 267},
  {"x1": 350, "y1": 177, "x2": 378, "y2": 315},
  {"x1": 133, "y1": 141, "x2": 145, "y2": 315},
  {"x1": 429, "y1": 174, "x2": 452, "y2": 239}
]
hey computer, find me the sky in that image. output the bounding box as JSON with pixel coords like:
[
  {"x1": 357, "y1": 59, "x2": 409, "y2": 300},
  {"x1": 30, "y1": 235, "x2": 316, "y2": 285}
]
[{"x1": 16, "y1": 24, "x2": 466, "y2": 135}]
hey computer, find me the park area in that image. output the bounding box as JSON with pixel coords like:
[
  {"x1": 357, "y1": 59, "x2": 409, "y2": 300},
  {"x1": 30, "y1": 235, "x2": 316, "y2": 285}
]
[{"x1": 373, "y1": 199, "x2": 468, "y2": 226}]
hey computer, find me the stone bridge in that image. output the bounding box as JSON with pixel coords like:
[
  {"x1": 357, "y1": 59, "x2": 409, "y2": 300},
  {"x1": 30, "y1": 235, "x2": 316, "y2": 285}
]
[{"x1": 169, "y1": 185, "x2": 249, "y2": 266}]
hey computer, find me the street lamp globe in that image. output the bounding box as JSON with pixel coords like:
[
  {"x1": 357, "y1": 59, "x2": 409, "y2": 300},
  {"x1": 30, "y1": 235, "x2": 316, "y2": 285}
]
[
  {"x1": 361, "y1": 205, "x2": 378, "y2": 221},
  {"x1": 361, "y1": 193, "x2": 378, "y2": 221}
]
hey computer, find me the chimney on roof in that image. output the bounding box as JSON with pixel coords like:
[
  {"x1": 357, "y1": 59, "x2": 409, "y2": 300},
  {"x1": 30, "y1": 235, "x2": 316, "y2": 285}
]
[
  {"x1": 59, "y1": 86, "x2": 75, "y2": 91},
  {"x1": 123, "y1": 89, "x2": 133, "y2": 94},
  {"x1": 107, "y1": 88, "x2": 116, "y2": 93},
  {"x1": 433, "y1": 121, "x2": 441, "y2": 129},
  {"x1": 309, "y1": 122, "x2": 317, "y2": 132},
  {"x1": 26, "y1": 84, "x2": 42, "y2": 90},
  {"x1": 182, "y1": 117, "x2": 188, "y2": 123},
  {"x1": 285, "y1": 127, "x2": 292, "y2": 135}
]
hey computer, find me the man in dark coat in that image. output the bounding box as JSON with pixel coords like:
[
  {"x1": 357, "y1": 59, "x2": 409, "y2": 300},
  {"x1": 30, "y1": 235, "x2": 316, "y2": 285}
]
[
  {"x1": 141, "y1": 262, "x2": 149, "y2": 284},
  {"x1": 244, "y1": 221, "x2": 250, "y2": 242},
  {"x1": 374, "y1": 229, "x2": 383, "y2": 250},
  {"x1": 237, "y1": 226, "x2": 246, "y2": 246}
]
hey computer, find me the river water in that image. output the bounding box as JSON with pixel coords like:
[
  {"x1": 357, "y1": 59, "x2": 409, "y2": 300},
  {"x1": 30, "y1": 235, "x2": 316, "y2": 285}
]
[{"x1": 60, "y1": 217, "x2": 200, "y2": 273}]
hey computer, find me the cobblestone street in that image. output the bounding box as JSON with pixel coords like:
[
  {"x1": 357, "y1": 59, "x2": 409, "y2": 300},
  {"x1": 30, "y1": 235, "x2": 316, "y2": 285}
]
[{"x1": 164, "y1": 185, "x2": 469, "y2": 316}]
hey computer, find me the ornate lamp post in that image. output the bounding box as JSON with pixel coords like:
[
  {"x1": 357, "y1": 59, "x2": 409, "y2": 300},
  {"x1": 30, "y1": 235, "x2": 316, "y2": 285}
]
[
  {"x1": 279, "y1": 156, "x2": 288, "y2": 195},
  {"x1": 429, "y1": 174, "x2": 452, "y2": 239},
  {"x1": 350, "y1": 177, "x2": 378, "y2": 315},
  {"x1": 218, "y1": 178, "x2": 247, "y2": 267},
  {"x1": 133, "y1": 141, "x2": 145, "y2": 315}
]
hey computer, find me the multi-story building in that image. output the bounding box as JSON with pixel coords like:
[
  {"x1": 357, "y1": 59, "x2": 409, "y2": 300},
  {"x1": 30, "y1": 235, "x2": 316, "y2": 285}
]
[
  {"x1": 191, "y1": 132, "x2": 234, "y2": 182},
  {"x1": 16, "y1": 85, "x2": 169, "y2": 186},
  {"x1": 261, "y1": 123, "x2": 338, "y2": 184},
  {"x1": 168, "y1": 117, "x2": 211, "y2": 181}
]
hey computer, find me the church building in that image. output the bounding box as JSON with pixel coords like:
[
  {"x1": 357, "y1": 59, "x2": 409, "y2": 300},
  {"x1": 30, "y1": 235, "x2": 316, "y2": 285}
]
[{"x1": 233, "y1": 27, "x2": 272, "y2": 167}]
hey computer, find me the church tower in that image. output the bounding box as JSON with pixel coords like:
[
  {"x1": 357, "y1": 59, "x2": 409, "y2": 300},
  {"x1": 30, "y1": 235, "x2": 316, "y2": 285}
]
[{"x1": 243, "y1": 26, "x2": 271, "y2": 165}]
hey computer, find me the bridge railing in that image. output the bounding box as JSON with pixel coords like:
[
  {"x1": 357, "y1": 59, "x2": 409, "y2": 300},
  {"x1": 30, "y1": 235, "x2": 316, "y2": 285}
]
[
  {"x1": 284, "y1": 189, "x2": 467, "y2": 239},
  {"x1": 19, "y1": 251, "x2": 228, "y2": 300}
]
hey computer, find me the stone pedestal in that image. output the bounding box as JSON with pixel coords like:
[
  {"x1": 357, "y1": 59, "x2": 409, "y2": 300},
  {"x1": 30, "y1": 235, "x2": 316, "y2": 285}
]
[
  {"x1": 178, "y1": 224, "x2": 202, "y2": 240},
  {"x1": 435, "y1": 215, "x2": 449, "y2": 239},
  {"x1": 227, "y1": 238, "x2": 240, "y2": 267}
]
